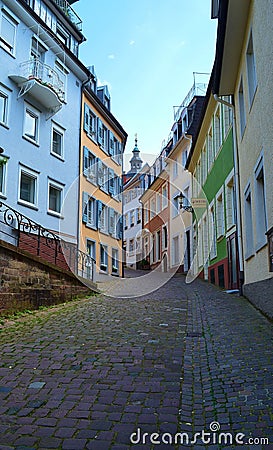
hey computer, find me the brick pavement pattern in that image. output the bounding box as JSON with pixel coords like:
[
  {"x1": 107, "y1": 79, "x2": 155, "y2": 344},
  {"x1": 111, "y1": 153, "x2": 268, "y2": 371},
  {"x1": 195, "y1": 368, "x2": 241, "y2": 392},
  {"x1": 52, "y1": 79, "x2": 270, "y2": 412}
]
[{"x1": 0, "y1": 274, "x2": 273, "y2": 449}]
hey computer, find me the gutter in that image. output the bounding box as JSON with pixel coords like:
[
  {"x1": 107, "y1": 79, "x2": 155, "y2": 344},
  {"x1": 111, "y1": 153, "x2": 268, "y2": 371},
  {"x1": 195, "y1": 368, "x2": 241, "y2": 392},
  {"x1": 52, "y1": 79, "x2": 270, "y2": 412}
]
[{"x1": 213, "y1": 94, "x2": 244, "y2": 294}]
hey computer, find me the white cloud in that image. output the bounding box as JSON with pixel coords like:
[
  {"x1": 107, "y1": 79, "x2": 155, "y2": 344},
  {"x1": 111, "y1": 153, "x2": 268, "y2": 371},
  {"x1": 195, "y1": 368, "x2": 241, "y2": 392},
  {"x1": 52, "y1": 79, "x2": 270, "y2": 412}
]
[
  {"x1": 108, "y1": 54, "x2": 115, "y2": 59},
  {"x1": 129, "y1": 40, "x2": 135, "y2": 45}
]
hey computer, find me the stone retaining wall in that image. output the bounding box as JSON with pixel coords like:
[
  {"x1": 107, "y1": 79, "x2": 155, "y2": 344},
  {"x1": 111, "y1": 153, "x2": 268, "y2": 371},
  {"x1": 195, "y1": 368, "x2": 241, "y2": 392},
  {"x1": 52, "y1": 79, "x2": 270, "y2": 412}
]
[{"x1": 0, "y1": 239, "x2": 94, "y2": 316}]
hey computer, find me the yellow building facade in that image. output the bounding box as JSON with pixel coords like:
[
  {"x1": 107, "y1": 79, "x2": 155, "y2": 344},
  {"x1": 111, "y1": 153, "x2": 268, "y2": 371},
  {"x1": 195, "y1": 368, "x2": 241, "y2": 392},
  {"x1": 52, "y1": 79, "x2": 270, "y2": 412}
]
[{"x1": 79, "y1": 80, "x2": 127, "y2": 280}]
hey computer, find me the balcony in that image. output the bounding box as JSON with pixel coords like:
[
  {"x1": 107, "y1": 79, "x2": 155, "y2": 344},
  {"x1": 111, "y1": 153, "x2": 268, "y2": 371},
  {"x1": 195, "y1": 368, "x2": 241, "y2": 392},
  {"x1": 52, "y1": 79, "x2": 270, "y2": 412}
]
[
  {"x1": 51, "y1": 0, "x2": 82, "y2": 31},
  {"x1": 10, "y1": 60, "x2": 65, "y2": 115}
]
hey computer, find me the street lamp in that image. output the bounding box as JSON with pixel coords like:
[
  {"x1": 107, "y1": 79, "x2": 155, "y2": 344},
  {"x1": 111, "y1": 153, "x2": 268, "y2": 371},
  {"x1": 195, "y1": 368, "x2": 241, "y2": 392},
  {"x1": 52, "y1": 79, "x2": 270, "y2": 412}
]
[{"x1": 174, "y1": 191, "x2": 193, "y2": 212}]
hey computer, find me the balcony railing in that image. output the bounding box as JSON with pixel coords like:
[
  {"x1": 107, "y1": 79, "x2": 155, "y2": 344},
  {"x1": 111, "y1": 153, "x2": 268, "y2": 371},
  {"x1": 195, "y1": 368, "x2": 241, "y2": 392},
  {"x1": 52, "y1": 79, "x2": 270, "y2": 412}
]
[
  {"x1": 174, "y1": 82, "x2": 208, "y2": 122},
  {"x1": 19, "y1": 60, "x2": 65, "y2": 102},
  {"x1": 0, "y1": 202, "x2": 95, "y2": 281},
  {"x1": 51, "y1": 0, "x2": 82, "y2": 30}
]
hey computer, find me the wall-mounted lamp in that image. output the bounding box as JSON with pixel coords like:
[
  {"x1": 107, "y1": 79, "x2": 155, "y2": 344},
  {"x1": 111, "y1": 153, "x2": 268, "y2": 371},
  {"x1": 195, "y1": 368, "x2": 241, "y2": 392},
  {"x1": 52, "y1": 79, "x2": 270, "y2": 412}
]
[{"x1": 174, "y1": 191, "x2": 193, "y2": 212}]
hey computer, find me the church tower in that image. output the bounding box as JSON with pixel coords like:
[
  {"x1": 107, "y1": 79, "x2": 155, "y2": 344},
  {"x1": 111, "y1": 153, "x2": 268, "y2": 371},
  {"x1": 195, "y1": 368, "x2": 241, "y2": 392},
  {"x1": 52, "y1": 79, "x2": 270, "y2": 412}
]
[{"x1": 129, "y1": 134, "x2": 143, "y2": 174}]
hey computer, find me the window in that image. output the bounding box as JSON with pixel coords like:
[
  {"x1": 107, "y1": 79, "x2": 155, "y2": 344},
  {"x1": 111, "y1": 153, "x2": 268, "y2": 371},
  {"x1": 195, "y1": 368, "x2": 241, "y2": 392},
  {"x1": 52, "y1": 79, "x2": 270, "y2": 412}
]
[
  {"x1": 156, "y1": 230, "x2": 161, "y2": 261},
  {"x1": 246, "y1": 31, "x2": 257, "y2": 107},
  {"x1": 238, "y1": 78, "x2": 246, "y2": 138},
  {"x1": 129, "y1": 239, "x2": 134, "y2": 253},
  {"x1": 172, "y1": 236, "x2": 179, "y2": 266},
  {"x1": 162, "y1": 184, "x2": 168, "y2": 209},
  {"x1": 0, "y1": 90, "x2": 8, "y2": 126},
  {"x1": 182, "y1": 149, "x2": 188, "y2": 168},
  {"x1": 48, "y1": 181, "x2": 63, "y2": 215},
  {"x1": 130, "y1": 209, "x2": 134, "y2": 227},
  {"x1": 84, "y1": 104, "x2": 97, "y2": 140},
  {"x1": 150, "y1": 197, "x2": 156, "y2": 218},
  {"x1": 183, "y1": 187, "x2": 190, "y2": 208},
  {"x1": 156, "y1": 192, "x2": 161, "y2": 214},
  {"x1": 172, "y1": 194, "x2": 179, "y2": 218},
  {"x1": 173, "y1": 158, "x2": 178, "y2": 178},
  {"x1": 226, "y1": 176, "x2": 236, "y2": 230},
  {"x1": 19, "y1": 167, "x2": 37, "y2": 207},
  {"x1": 144, "y1": 203, "x2": 149, "y2": 223},
  {"x1": 87, "y1": 240, "x2": 96, "y2": 260},
  {"x1": 51, "y1": 123, "x2": 64, "y2": 158},
  {"x1": 98, "y1": 202, "x2": 108, "y2": 234},
  {"x1": 82, "y1": 194, "x2": 97, "y2": 229},
  {"x1": 223, "y1": 96, "x2": 232, "y2": 138},
  {"x1": 209, "y1": 206, "x2": 217, "y2": 259},
  {"x1": 137, "y1": 207, "x2": 141, "y2": 224},
  {"x1": 201, "y1": 146, "x2": 207, "y2": 184},
  {"x1": 112, "y1": 248, "x2": 119, "y2": 273},
  {"x1": 162, "y1": 225, "x2": 168, "y2": 249},
  {"x1": 214, "y1": 108, "x2": 222, "y2": 154},
  {"x1": 23, "y1": 105, "x2": 39, "y2": 143},
  {"x1": 83, "y1": 147, "x2": 97, "y2": 184},
  {"x1": 254, "y1": 157, "x2": 267, "y2": 249},
  {"x1": 100, "y1": 244, "x2": 108, "y2": 271},
  {"x1": 244, "y1": 184, "x2": 254, "y2": 258},
  {"x1": 207, "y1": 128, "x2": 213, "y2": 170},
  {"x1": 56, "y1": 23, "x2": 69, "y2": 47},
  {"x1": 0, "y1": 10, "x2": 18, "y2": 56},
  {"x1": 216, "y1": 192, "x2": 225, "y2": 238},
  {"x1": 0, "y1": 157, "x2": 7, "y2": 196}
]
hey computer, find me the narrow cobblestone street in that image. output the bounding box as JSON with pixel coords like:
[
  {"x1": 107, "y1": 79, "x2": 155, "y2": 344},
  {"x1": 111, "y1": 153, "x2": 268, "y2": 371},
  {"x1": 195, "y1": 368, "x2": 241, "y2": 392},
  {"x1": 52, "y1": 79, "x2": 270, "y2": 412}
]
[{"x1": 0, "y1": 274, "x2": 273, "y2": 449}]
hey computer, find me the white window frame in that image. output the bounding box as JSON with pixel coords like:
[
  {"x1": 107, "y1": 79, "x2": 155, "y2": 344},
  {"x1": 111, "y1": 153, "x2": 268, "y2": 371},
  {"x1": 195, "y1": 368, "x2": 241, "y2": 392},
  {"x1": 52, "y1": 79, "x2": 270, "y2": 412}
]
[
  {"x1": 0, "y1": 157, "x2": 8, "y2": 197},
  {"x1": 216, "y1": 188, "x2": 225, "y2": 239},
  {"x1": 246, "y1": 30, "x2": 257, "y2": 108},
  {"x1": 209, "y1": 202, "x2": 217, "y2": 260},
  {"x1": 18, "y1": 165, "x2": 38, "y2": 208},
  {"x1": 173, "y1": 158, "x2": 178, "y2": 178},
  {"x1": 100, "y1": 244, "x2": 108, "y2": 272},
  {"x1": 86, "y1": 196, "x2": 97, "y2": 228},
  {"x1": 23, "y1": 103, "x2": 40, "y2": 145},
  {"x1": 51, "y1": 122, "x2": 64, "y2": 159},
  {"x1": 172, "y1": 192, "x2": 179, "y2": 218},
  {"x1": 225, "y1": 171, "x2": 236, "y2": 231},
  {"x1": 48, "y1": 179, "x2": 64, "y2": 216},
  {"x1": 0, "y1": 8, "x2": 19, "y2": 56},
  {"x1": 112, "y1": 248, "x2": 119, "y2": 274},
  {"x1": 244, "y1": 182, "x2": 254, "y2": 259},
  {"x1": 0, "y1": 84, "x2": 11, "y2": 127},
  {"x1": 172, "y1": 235, "x2": 179, "y2": 266},
  {"x1": 254, "y1": 154, "x2": 267, "y2": 250},
  {"x1": 162, "y1": 184, "x2": 168, "y2": 209}
]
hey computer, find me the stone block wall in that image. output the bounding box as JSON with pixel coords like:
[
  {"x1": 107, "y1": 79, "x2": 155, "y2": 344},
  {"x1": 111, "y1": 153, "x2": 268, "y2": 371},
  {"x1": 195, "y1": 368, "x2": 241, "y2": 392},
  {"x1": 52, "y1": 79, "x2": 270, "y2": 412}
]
[{"x1": 0, "y1": 239, "x2": 94, "y2": 316}]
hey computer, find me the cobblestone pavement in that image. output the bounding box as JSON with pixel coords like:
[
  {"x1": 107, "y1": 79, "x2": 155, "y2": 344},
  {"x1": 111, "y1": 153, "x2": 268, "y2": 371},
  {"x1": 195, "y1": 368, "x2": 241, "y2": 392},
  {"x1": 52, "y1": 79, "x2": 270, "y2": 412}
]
[{"x1": 0, "y1": 274, "x2": 273, "y2": 449}]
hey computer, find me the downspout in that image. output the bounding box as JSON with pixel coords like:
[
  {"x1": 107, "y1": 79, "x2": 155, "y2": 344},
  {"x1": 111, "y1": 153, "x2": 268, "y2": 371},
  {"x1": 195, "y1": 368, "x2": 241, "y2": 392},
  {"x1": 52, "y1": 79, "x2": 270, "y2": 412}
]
[{"x1": 213, "y1": 94, "x2": 244, "y2": 294}]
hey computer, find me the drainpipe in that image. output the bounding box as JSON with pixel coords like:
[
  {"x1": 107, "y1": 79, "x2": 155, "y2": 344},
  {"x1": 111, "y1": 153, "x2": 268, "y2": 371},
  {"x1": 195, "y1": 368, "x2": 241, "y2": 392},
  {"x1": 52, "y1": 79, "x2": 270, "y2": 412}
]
[{"x1": 213, "y1": 94, "x2": 244, "y2": 295}]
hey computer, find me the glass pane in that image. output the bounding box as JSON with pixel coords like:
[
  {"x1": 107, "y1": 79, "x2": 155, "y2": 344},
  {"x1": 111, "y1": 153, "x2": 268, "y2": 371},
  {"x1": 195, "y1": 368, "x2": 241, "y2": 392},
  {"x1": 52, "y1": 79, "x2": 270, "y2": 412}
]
[
  {"x1": 20, "y1": 173, "x2": 35, "y2": 204},
  {"x1": 0, "y1": 93, "x2": 7, "y2": 123},
  {"x1": 49, "y1": 185, "x2": 61, "y2": 212},
  {"x1": 1, "y1": 15, "x2": 15, "y2": 49},
  {"x1": 25, "y1": 110, "x2": 37, "y2": 140},
  {"x1": 0, "y1": 165, "x2": 3, "y2": 192},
  {"x1": 52, "y1": 129, "x2": 62, "y2": 155}
]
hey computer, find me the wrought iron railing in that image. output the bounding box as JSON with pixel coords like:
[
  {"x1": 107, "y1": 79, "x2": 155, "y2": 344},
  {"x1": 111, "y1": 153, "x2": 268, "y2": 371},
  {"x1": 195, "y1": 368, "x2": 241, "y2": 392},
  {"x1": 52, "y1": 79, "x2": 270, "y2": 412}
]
[
  {"x1": 0, "y1": 202, "x2": 95, "y2": 281},
  {"x1": 51, "y1": 0, "x2": 82, "y2": 30},
  {"x1": 19, "y1": 60, "x2": 65, "y2": 102}
]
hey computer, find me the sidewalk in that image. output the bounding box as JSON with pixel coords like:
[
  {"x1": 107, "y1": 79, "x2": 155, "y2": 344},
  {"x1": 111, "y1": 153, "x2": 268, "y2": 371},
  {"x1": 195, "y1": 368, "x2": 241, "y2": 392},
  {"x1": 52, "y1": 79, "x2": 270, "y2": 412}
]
[{"x1": 0, "y1": 274, "x2": 272, "y2": 449}]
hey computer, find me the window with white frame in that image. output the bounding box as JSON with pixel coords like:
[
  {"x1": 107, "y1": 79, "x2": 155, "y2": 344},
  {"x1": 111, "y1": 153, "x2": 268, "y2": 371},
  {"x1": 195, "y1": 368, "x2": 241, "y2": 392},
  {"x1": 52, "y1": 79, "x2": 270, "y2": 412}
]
[
  {"x1": 182, "y1": 149, "x2": 188, "y2": 168},
  {"x1": 183, "y1": 186, "x2": 190, "y2": 208},
  {"x1": 254, "y1": 157, "x2": 267, "y2": 249},
  {"x1": 51, "y1": 123, "x2": 64, "y2": 158},
  {"x1": 112, "y1": 248, "x2": 119, "y2": 273},
  {"x1": 130, "y1": 209, "x2": 134, "y2": 227},
  {"x1": 136, "y1": 207, "x2": 141, "y2": 223},
  {"x1": 84, "y1": 196, "x2": 96, "y2": 228},
  {"x1": 162, "y1": 225, "x2": 168, "y2": 249},
  {"x1": 238, "y1": 78, "x2": 246, "y2": 138},
  {"x1": 87, "y1": 239, "x2": 96, "y2": 260},
  {"x1": 216, "y1": 192, "x2": 225, "y2": 238},
  {"x1": 99, "y1": 203, "x2": 108, "y2": 234},
  {"x1": 209, "y1": 206, "x2": 217, "y2": 259},
  {"x1": 226, "y1": 175, "x2": 236, "y2": 230},
  {"x1": 156, "y1": 230, "x2": 161, "y2": 261},
  {"x1": 172, "y1": 235, "x2": 179, "y2": 266},
  {"x1": 173, "y1": 158, "x2": 178, "y2": 178},
  {"x1": 223, "y1": 96, "x2": 232, "y2": 138},
  {"x1": 244, "y1": 184, "x2": 254, "y2": 258},
  {"x1": 246, "y1": 31, "x2": 257, "y2": 107},
  {"x1": 0, "y1": 158, "x2": 7, "y2": 196},
  {"x1": 207, "y1": 128, "x2": 213, "y2": 170},
  {"x1": 0, "y1": 9, "x2": 18, "y2": 56},
  {"x1": 214, "y1": 107, "x2": 222, "y2": 154},
  {"x1": 23, "y1": 104, "x2": 39, "y2": 143},
  {"x1": 156, "y1": 192, "x2": 161, "y2": 214},
  {"x1": 144, "y1": 202, "x2": 149, "y2": 223},
  {"x1": 162, "y1": 184, "x2": 168, "y2": 209},
  {"x1": 150, "y1": 197, "x2": 156, "y2": 218},
  {"x1": 201, "y1": 146, "x2": 207, "y2": 184},
  {"x1": 83, "y1": 147, "x2": 97, "y2": 184},
  {"x1": 0, "y1": 88, "x2": 9, "y2": 126},
  {"x1": 100, "y1": 244, "x2": 108, "y2": 271},
  {"x1": 173, "y1": 194, "x2": 179, "y2": 218},
  {"x1": 129, "y1": 239, "x2": 134, "y2": 253},
  {"x1": 48, "y1": 180, "x2": 63, "y2": 215},
  {"x1": 19, "y1": 167, "x2": 38, "y2": 207}
]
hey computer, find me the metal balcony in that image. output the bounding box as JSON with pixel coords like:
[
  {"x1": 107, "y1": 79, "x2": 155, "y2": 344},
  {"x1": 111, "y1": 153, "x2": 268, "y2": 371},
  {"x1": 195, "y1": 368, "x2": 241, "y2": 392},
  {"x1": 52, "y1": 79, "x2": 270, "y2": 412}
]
[
  {"x1": 10, "y1": 60, "x2": 65, "y2": 115},
  {"x1": 51, "y1": 0, "x2": 82, "y2": 31}
]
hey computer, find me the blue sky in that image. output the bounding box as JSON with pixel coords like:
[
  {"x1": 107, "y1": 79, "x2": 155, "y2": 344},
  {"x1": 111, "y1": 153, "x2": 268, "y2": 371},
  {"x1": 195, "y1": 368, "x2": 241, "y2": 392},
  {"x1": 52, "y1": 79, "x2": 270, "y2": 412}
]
[{"x1": 74, "y1": 0, "x2": 217, "y2": 169}]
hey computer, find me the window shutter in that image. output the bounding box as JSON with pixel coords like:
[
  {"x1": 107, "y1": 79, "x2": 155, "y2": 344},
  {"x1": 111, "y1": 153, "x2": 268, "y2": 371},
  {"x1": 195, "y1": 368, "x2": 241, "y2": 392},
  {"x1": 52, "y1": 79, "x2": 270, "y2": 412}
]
[
  {"x1": 118, "y1": 177, "x2": 122, "y2": 201},
  {"x1": 84, "y1": 104, "x2": 90, "y2": 132},
  {"x1": 109, "y1": 131, "x2": 114, "y2": 156},
  {"x1": 83, "y1": 146, "x2": 89, "y2": 177},
  {"x1": 97, "y1": 118, "x2": 103, "y2": 145},
  {"x1": 108, "y1": 208, "x2": 114, "y2": 235},
  {"x1": 97, "y1": 200, "x2": 103, "y2": 229},
  {"x1": 108, "y1": 168, "x2": 115, "y2": 195},
  {"x1": 118, "y1": 214, "x2": 123, "y2": 239},
  {"x1": 82, "y1": 191, "x2": 89, "y2": 223},
  {"x1": 97, "y1": 159, "x2": 103, "y2": 186}
]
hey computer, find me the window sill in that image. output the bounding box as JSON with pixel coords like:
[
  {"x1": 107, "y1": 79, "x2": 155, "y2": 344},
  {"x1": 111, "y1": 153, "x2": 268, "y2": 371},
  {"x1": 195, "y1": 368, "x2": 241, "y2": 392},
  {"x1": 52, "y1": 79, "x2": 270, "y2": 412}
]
[
  {"x1": 0, "y1": 45, "x2": 16, "y2": 59},
  {"x1": 0, "y1": 122, "x2": 9, "y2": 130},
  {"x1": 47, "y1": 210, "x2": 64, "y2": 219},
  {"x1": 0, "y1": 193, "x2": 7, "y2": 199},
  {"x1": 255, "y1": 240, "x2": 267, "y2": 254},
  {"x1": 50, "y1": 152, "x2": 64, "y2": 162},
  {"x1": 245, "y1": 251, "x2": 255, "y2": 262},
  {"x1": 18, "y1": 200, "x2": 38, "y2": 211},
  {"x1": 22, "y1": 135, "x2": 40, "y2": 147}
]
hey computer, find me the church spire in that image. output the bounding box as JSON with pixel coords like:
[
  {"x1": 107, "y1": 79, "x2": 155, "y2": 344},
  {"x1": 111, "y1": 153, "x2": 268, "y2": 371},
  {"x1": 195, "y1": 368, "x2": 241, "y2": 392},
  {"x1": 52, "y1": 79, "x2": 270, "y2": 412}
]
[{"x1": 129, "y1": 133, "x2": 143, "y2": 174}]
